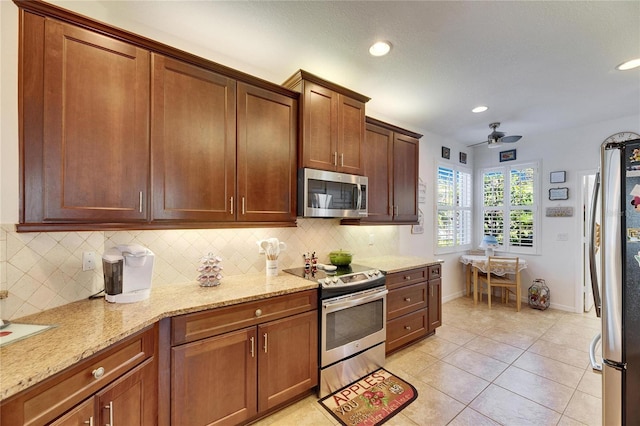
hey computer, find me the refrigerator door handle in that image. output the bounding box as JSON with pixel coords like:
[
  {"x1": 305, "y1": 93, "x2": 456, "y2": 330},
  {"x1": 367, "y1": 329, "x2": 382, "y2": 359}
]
[
  {"x1": 589, "y1": 333, "x2": 602, "y2": 371},
  {"x1": 588, "y1": 172, "x2": 602, "y2": 318}
]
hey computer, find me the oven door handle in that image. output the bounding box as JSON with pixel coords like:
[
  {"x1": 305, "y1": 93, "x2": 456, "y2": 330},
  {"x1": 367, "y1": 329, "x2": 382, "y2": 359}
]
[{"x1": 322, "y1": 289, "x2": 388, "y2": 311}]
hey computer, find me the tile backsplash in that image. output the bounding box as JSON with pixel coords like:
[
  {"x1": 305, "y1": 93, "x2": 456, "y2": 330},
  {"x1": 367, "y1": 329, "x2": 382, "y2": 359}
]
[{"x1": 0, "y1": 220, "x2": 398, "y2": 320}]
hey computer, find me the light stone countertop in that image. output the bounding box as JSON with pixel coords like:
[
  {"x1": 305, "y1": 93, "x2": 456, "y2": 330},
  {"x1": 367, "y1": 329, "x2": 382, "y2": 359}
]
[
  {"x1": 358, "y1": 255, "x2": 443, "y2": 274},
  {"x1": 0, "y1": 272, "x2": 317, "y2": 401},
  {"x1": 0, "y1": 255, "x2": 442, "y2": 402}
]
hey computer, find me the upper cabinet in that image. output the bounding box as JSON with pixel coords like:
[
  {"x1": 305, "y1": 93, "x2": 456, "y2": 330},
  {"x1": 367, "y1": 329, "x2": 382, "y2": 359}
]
[
  {"x1": 16, "y1": 4, "x2": 297, "y2": 231},
  {"x1": 28, "y1": 17, "x2": 150, "y2": 224},
  {"x1": 283, "y1": 70, "x2": 369, "y2": 175},
  {"x1": 151, "y1": 55, "x2": 236, "y2": 223},
  {"x1": 345, "y1": 117, "x2": 421, "y2": 224}
]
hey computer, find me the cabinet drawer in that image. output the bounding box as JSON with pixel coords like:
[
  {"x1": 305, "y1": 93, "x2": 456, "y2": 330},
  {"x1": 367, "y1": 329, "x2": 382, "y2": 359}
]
[
  {"x1": 172, "y1": 290, "x2": 318, "y2": 345},
  {"x1": 1, "y1": 325, "x2": 155, "y2": 426},
  {"x1": 385, "y1": 267, "x2": 427, "y2": 290},
  {"x1": 428, "y1": 264, "x2": 442, "y2": 280},
  {"x1": 386, "y1": 309, "x2": 428, "y2": 354},
  {"x1": 387, "y1": 282, "x2": 427, "y2": 320}
]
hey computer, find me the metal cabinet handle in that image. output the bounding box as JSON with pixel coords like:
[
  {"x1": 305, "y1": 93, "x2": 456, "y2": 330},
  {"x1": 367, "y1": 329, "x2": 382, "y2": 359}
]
[
  {"x1": 404, "y1": 297, "x2": 411, "y2": 302},
  {"x1": 404, "y1": 275, "x2": 411, "y2": 280},
  {"x1": 404, "y1": 326, "x2": 412, "y2": 331},
  {"x1": 138, "y1": 191, "x2": 143, "y2": 213},
  {"x1": 92, "y1": 367, "x2": 105, "y2": 379},
  {"x1": 340, "y1": 153, "x2": 344, "y2": 167},
  {"x1": 104, "y1": 401, "x2": 113, "y2": 426},
  {"x1": 250, "y1": 336, "x2": 255, "y2": 358},
  {"x1": 263, "y1": 333, "x2": 268, "y2": 353},
  {"x1": 255, "y1": 309, "x2": 262, "y2": 317},
  {"x1": 334, "y1": 152, "x2": 338, "y2": 166},
  {"x1": 83, "y1": 417, "x2": 93, "y2": 426},
  {"x1": 242, "y1": 197, "x2": 245, "y2": 215},
  {"x1": 394, "y1": 205, "x2": 399, "y2": 216},
  {"x1": 230, "y1": 197, "x2": 234, "y2": 215}
]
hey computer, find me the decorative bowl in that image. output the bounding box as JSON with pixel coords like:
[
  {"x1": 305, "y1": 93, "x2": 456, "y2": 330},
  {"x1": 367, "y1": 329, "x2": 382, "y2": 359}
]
[{"x1": 329, "y1": 250, "x2": 353, "y2": 266}]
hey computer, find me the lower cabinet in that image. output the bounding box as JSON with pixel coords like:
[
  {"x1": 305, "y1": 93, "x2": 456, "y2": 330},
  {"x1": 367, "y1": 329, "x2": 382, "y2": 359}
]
[
  {"x1": 1, "y1": 325, "x2": 157, "y2": 426},
  {"x1": 169, "y1": 290, "x2": 318, "y2": 425},
  {"x1": 385, "y1": 264, "x2": 442, "y2": 354}
]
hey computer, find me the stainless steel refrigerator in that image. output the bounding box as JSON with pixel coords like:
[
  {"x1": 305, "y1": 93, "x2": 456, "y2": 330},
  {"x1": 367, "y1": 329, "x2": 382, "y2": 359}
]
[{"x1": 589, "y1": 138, "x2": 640, "y2": 425}]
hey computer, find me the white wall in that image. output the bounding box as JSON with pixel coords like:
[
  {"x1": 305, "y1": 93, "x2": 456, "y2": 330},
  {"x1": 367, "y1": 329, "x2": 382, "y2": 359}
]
[
  {"x1": 1, "y1": 0, "x2": 19, "y2": 224},
  {"x1": 474, "y1": 115, "x2": 640, "y2": 311}
]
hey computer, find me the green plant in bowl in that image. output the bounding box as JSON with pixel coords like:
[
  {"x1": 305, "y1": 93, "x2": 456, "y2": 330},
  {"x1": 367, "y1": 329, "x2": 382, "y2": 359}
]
[{"x1": 329, "y1": 250, "x2": 353, "y2": 266}]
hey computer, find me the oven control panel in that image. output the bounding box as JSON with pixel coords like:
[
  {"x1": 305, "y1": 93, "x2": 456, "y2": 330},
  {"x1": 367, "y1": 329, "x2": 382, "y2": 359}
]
[{"x1": 319, "y1": 269, "x2": 383, "y2": 288}]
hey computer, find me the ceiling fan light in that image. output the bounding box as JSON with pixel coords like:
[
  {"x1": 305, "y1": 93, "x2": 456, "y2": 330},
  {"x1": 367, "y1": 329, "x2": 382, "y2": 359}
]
[
  {"x1": 472, "y1": 105, "x2": 488, "y2": 113},
  {"x1": 487, "y1": 140, "x2": 503, "y2": 149},
  {"x1": 369, "y1": 41, "x2": 392, "y2": 57}
]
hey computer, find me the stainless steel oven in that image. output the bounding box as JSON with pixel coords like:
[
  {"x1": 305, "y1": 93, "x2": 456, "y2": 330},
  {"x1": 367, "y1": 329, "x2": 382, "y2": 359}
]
[
  {"x1": 283, "y1": 264, "x2": 387, "y2": 397},
  {"x1": 319, "y1": 285, "x2": 387, "y2": 396}
]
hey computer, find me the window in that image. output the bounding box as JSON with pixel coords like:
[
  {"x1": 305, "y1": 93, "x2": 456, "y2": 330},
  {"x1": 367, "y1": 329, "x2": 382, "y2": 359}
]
[
  {"x1": 436, "y1": 164, "x2": 472, "y2": 252},
  {"x1": 481, "y1": 162, "x2": 538, "y2": 254}
]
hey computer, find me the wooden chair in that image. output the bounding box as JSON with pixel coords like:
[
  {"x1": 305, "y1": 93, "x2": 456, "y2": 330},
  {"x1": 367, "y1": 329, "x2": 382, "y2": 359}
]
[
  {"x1": 465, "y1": 249, "x2": 487, "y2": 296},
  {"x1": 478, "y1": 256, "x2": 521, "y2": 311}
]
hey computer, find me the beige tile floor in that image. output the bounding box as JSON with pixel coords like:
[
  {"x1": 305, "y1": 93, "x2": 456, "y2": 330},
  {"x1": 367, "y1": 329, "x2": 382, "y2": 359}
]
[{"x1": 254, "y1": 296, "x2": 603, "y2": 426}]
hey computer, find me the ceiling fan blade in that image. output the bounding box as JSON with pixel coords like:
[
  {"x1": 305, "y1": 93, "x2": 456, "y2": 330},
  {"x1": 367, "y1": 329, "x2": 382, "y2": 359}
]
[
  {"x1": 467, "y1": 140, "x2": 488, "y2": 147},
  {"x1": 500, "y1": 135, "x2": 522, "y2": 143}
]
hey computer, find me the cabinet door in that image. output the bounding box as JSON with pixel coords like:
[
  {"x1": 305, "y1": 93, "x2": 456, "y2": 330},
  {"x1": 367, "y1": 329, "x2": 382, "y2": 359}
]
[
  {"x1": 171, "y1": 328, "x2": 257, "y2": 426},
  {"x1": 363, "y1": 123, "x2": 393, "y2": 221},
  {"x1": 151, "y1": 54, "x2": 236, "y2": 221},
  {"x1": 301, "y1": 82, "x2": 338, "y2": 171},
  {"x1": 237, "y1": 82, "x2": 297, "y2": 222},
  {"x1": 428, "y1": 278, "x2": 442, "y2": 332},
  {"x1": 42, "y1": 19, "x2": 150, "y2": 221},
  {"x1": 96, "y1": 358, "x2": 157, "y2": 426},
  {"x1": 337, "y1": 95, "x2": 365, "y2": 175},
  {"x1": 50, "y1": 398, "x2": 95, "y2": 426},
  {"x1": 392, "y1": 133, "x2": 419, "y2": 222},
  {"x1": 257, "y1": 311, "x2": 318, "y2": 412}
]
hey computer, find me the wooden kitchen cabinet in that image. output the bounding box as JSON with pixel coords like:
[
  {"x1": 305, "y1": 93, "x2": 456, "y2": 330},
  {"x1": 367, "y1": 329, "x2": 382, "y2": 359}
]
[
  {"x1": 16, "y1": 4, "x2": 298, "y2": 231},
  {"x1": 283, "y1": 70, "x2": 369, "y2": 175},
  {"x1": 427, "y1": 264, "x2": 443, "y2": 332},
  {"x1": 343, "y1": 117, "x2": 421, "y2": 225},
  {"x1": 151, "y1": 57, "x2": 296, "y2": 224},
  {"x1": 21, "y1": 14, "x2": 150, "y2": 225},
  {"x1": 169, "y1": 290, "x2": 318, "y2": 425},
  {"x1": 237, "y1": 82, "x2": 297, "y2": 223},
  {"x1": 385, "y1": 265, "x2": 442, "y2": 355},
  {"x1": 0, "y1": 325, "x2": 157, "y2": 426},
  {"x1": 151, "y1": 54, "x2": 236, "y2": 222}
]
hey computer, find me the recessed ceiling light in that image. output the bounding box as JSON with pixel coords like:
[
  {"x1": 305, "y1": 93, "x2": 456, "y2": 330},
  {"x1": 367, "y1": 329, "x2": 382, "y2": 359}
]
[
  {"x1": 369, "y1": 41, "x2": 392, "y2": 57},
  {"x1": 616, "y1": 58, "x2": 640, "y2": 71},
  {"x1": 472, "y1": 105, "x2": 489, "y2": 113}
]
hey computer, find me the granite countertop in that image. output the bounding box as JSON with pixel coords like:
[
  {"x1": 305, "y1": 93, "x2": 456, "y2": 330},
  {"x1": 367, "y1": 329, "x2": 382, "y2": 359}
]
[
  {"x1": 358, "y1": 255, "x2": 443, "y2": 274},
  {"x1": 0, "y1": 255, "x2": 441, "y2": 402}
]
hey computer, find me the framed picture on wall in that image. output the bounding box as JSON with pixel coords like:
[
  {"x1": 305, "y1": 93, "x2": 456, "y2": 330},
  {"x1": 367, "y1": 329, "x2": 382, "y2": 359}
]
[
  {"x1": 459, "y1": 152, "x2": 467, "y2": 164},
  {"x1": 499, "y1": 149, "x2": 516, "y2": 162},
  {"x1": 549, "y1": 187, "x2": 569, "y2": 200},
  {"x1": 441, "y1": 146, "x2": 450, "y2": 159},
  {"x1": 550, "y1": 171, "x2": 566, "y2": 183}
]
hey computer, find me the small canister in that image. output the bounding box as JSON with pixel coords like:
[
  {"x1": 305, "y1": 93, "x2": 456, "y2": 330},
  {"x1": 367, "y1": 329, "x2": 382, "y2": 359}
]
[{"x1": 528, "y1": 279, "x2": 550, "y2": 310}]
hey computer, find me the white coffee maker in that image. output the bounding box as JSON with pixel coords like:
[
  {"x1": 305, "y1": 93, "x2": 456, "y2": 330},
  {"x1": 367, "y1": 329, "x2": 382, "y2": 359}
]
[{"x1": 102, "y1": 244, "x2": 154, "y2": 303}]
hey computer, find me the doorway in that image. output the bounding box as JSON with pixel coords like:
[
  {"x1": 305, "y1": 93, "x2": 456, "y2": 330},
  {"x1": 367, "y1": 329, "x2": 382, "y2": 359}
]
[{"x1": 579, "y1": 170, "x2": 598, "y2": 313}]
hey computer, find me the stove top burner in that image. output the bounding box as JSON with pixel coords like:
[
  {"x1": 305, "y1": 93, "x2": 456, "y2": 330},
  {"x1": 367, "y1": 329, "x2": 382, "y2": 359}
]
[{"x1": 283, "y1": 264, "x2": 386, "y2": 299}]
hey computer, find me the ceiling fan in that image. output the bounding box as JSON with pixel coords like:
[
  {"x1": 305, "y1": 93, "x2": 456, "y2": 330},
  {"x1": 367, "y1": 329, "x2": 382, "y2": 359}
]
[{"x1": 469, "y1": 122, "x2": 523, "y2": 148}]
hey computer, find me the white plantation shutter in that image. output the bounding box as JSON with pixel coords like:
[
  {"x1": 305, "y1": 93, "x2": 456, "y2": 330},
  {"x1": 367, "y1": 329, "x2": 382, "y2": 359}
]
[
  {"x1": 481, "y1": 163, "x2": 538, "y2": 253},
  {"x1": 437, "y1": 165, "x2": 472, "y2": 252}
]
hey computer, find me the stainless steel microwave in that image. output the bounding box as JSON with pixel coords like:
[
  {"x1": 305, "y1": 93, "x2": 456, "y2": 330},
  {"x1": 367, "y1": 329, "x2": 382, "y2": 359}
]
[{"x1": 298, "y1": 168, "x2": 368, "y2": 218}]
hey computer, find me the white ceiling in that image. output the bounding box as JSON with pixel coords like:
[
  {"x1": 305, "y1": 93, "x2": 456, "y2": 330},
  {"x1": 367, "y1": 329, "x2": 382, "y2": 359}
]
[{"x1": 53, "y1": 0, "x2": 640, "y2": 146}]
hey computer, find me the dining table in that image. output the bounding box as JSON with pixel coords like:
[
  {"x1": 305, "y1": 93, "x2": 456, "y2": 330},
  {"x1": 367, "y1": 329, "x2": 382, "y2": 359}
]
[{"x1": 459, "y1": 254, "x2": 528, "y2": 304}]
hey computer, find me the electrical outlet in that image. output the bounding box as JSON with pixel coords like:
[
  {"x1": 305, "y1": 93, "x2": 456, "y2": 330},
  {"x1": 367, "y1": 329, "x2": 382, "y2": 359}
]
[{"x1": 82, "y1": 251, "x2": 96, "y2": 271}]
